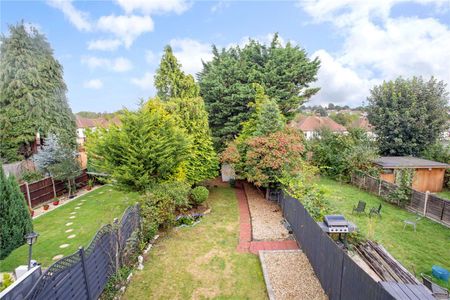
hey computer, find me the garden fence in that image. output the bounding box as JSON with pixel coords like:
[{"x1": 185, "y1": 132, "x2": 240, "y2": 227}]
[
  {"x1": 19, "y1": 169, "x2": 89, "y2": 208},
  {"x1": 351, "y1": 171, "x2": 450, "y2": 226},
  {"x1": 275, "y1": 192, "x2": 434, "y2": 300},
  {"x1": 20, "y1": 204, "x2": 140, "y2": 300}
]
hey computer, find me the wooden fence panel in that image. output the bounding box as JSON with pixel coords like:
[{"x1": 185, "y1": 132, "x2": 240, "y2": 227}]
[
  {"x1": 426, "y1": 195, "x2": 445, "y2": 221},
  {"x1": 441, "y1": 201, "x2": 450, "y2": 226},
  {"x1": 409, "y1": 190, "x2": 426, "y2": 213}
]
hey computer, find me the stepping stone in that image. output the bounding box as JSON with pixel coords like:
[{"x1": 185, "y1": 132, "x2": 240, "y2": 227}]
[
  {"x1": 69, "y1": 216, "x2": 76, "y2": 219},
  {"x1": 75, "y1": 207, "x2": 80, "y2": 210},
  {"x1": 52, "y1": 254, "x2": 64, "y2": 261},
  {"x1": 67, "y1": 234, "x2": 76, "y2": 239},
  {"x1": 98, "y1": 191, "x2": 104, "y2": 194},
  {"x1": 65, "y1": 222, "x2": 73, "y2": 226},
  {"x1": 59, "y1": 244, "x2": 69, "y2": 248},
  {"x1": 70, "y1": 212, "x2": 77, "y2": 215},
  {"x1": 108, "y1": 189, "x2": 113, "y2": 192},
  {"x1": 65, "y1": 229, "x2": 73, "y2": 233},
  {"x1": 77, "y1": 203, "x2": 83, "y2": 206}
]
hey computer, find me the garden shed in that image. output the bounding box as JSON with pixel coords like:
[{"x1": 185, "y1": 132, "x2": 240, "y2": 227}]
[{"x1": 373, "y1": 156, "x2": 449, "y2": 192}]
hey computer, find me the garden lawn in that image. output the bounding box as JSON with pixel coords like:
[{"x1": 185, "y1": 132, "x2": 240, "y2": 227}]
[
  {"x1": 437, "y1": 189, "x2": 450, "y2": 200},
  {"x1": 123, "y1": 186, "x2": 267, "y2": 300},
  {"x1": 318, "y1": 178, "x2": 450, "y2": 288},
  {"x1": 0, "y1": 185, "x2": 139, "y2": 272}
]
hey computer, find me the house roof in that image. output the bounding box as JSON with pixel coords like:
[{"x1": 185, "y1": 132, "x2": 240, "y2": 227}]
[
  {"x1": 292, "y1": 116, "x2": 347, "y2": 132},
  {"x1": 373, "y1": 156, "x2": 450, "y2": 169},
  {"x1": 76, "y1": 115, "x2": 121, "y2": 129},
  {"x1": 350, "y1": 117, "x2": 374, "y2": 131}
]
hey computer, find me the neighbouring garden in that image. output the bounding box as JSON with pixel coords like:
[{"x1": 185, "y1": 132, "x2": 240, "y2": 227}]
[
  {"x1": 0, "y1": 185, "x2": 139, "y2": 272},
  {"x1": 317, "y1": 177, "x2": 450, "y2": 287}
]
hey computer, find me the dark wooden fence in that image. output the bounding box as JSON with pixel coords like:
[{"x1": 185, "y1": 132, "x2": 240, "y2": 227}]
[
  {"x1": 23, "y1": 204, "x2": 140, "y2": 300},
  {"x1": 277, "y1": 192, "x2": 434, "y2": 300},
  {"x1": 351, "y1": 171, "x2": 450, "y2": 226},
  {"x1": 19, "y1": 170, "x2": 89, "y2": 208}
]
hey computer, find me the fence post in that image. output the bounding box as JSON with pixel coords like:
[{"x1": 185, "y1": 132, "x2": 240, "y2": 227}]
[
  {"x1": 25, "y1": 182, "x2": 32, "y2": 208},
  {"x1": 79, "y1": 247, "x2": 92, "y2": 300},
  {"x1": 423, "y1": 191, "x2": 429, "y2": 216},
  {"x1": 363, "y1": 174, "x2": 366, "y2": 190},
  {"x1": 113, "y1": 218, "x2": 120, "y2": 271},
  {"x1": 51, "y1": 177, "x2": 57, "y2": 198},
  {"x1": 378, "y1": 179, "x2": 382, "y2": 196}
]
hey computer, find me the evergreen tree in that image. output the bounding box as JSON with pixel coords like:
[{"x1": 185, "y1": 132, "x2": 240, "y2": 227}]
[
  {"x1": 367, "y1": 77, "x2": 448, "y2": 155},
  {"x1": 154, "y1": 45, "x2": 199, "y2": 101},
  {"x1": 199, "y1": 34, "x2": 320, "y2": 150},
  {"x1": 0, "y1": 23, "x2": 76, "y2": 162},
  {"x1": 165, "y1": 97, "x2": 218, "y2": 184},
  {"x1": 0, "y1": 167, "x2": 33, "y2": 259},
  {"x1": 86, "y1": 100, "x2": 189, "y2": 191}
]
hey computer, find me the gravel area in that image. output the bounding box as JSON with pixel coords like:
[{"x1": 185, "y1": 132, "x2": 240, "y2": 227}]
[
  {"x1": 260, "y1": 250, "x2": 328, "y2": 300},
  {"x1": 244, "y1": 183, "x2": 292, "y2": 241}
]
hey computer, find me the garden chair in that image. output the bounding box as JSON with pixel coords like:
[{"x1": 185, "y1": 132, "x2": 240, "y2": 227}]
[
  {"x1": 421, "y1": 273, "x2": 449, "y2": 300},
  {"x1": 403, "y1": 216, "x2": 422, "y2": 232},
  {"x1": 369, "y1": 204, "x2": 382, "y2": 218},
  {"x1": 352, "y1": 201, "x2": 366, "y2": 215}
]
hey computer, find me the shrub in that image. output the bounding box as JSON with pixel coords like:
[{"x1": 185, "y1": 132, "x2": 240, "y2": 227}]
[
  {"x1": 190, "y1": 186, "x2": 209, "y2": 205},
  {"x1": 0, "y1": 273, "x2": 13, "y2": 292},
  {"x1": 0, "y1": 167, "x2": 33, "y2": 259},
  {"x1": 20, "y1": 170, "x2": 43, "y2": 183}
]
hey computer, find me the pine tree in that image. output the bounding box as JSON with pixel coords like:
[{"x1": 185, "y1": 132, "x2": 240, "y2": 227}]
[
  {"x1": 0, "y1": 23, "x2": 76, "y2": 162},
  {"x1": 154, "y1": 45, "x2": 199, "y2": 101},
  {"x1": 0, "y1": 167, "x2": 33, "y2": 259},
  {"x1": 165, "y1": 97, "x2": 218, "y2": 184}
]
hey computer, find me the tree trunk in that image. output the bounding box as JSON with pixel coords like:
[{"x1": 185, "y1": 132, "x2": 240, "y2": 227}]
[
  {"x1": 67, "y1": 179, "x2": 72, "y2": 198},
  {"x1": 266, "y1": 188, "x2": 269, "y2": 200}
]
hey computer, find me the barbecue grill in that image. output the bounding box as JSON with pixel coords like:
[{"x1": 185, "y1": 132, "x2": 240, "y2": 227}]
[{"x1": 323, "y1": 215, "x2": 350, "y2": 233}]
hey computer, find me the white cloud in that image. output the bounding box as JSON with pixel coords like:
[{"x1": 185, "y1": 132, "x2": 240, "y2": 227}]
[
  {"x1": 115, "y1": 0, "x2": 190, "y2": 15},
  {"x1": 131, "y1": 72, "x2": 155, "y2": 90},
  {"x1": 81, "y1": 56, "x2": 133, "y2": 72},
  {"x1": 84, "y1": 79, "x2": 103, "y2": 89},
  {"x1": 170, "y1": 38, "x2": 213, "y2": 75},
  {"x1": 87, "y1": 39, "x2": 122, "y2": 51},
  {"x1": 298, "y1": 0, "x2": 450, "y2": 106},
  {"x1": 145, "y1": 50, "x2": 158, "y2": 64},
  {"x1": 211, "y1": 0, "x2": 231, "y2": 13},
  {"x1": 47, "y1": 0, "x2": 91, "y2": 31},
  {"x1": 97, "y1": 15, "x2": 154, "y2": 48}
]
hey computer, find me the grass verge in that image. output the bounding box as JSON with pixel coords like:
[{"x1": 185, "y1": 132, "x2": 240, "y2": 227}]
[
  {"x1": 317, "y1": 177, "x2": 450, "y2": 288},
  {"x1": 0, "y1": 185, "x2": 139, "y2": 272},
  {"x1": 123, "y1": 186, "x2": 267, "y2": 300}
]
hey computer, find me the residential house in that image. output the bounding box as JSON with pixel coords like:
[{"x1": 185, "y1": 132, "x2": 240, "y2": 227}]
[
  {"x1": 373, "y1": 156, "x2": 449, "y2": 192},
  {"x1": 291, "y1": 115, "x2": 347, "y2": 140},
  {"x1": 350, "y1": 116, "x2": 376, "y2": 139}
]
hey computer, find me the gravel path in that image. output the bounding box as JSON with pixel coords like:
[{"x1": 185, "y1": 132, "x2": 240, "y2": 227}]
[
  {"x1": 244, "y1": 183, "x2": 292, "y2": 241},
  {"x1": 260, "y1": 250, "x2": 328, "y2": 300}
]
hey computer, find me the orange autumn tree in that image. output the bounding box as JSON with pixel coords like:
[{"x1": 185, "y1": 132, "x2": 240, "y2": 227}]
[{"x1": 243, "y1": 127, "x2": 305, "y2": 193}]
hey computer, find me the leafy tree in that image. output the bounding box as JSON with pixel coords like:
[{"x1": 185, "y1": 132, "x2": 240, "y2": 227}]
[
  {"x1": 34, "y1": 134, "x2": 81, "y2": 196},
  {"x1": 165, "y1": 97, "x2": 218, "y2": 184},
  {"x1": 367, "y1": 77, "x2": 448, "y2": 155},
  {"x1": 243, "y1": 127, "x2": 305, "y2": 192},
  {"x1": 329, "y1": 112, "x2": 358, "y2": 127},
  {"x1": 86, "y1": 100, "x2": 189, "y2": 191},
  {"x1": 309, "y1": 128, "x2": 379, "y2": 181},
  {"x1": 0, "y1": 167, "x2": 33, "y2": 259},
  {"x1": 199, "y1": 34, "x2": 320, "y2": 150},
  {"x1": 0, "y1": 23, "x2": 76, "y2": 162},
  {"x1": 154, "y1": 45, "x2": 199, "y2": 101}
]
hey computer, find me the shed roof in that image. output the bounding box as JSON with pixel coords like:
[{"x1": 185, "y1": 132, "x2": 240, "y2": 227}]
[{"x1": 373, "y1": 156, "x2": 450, "y2": 169}]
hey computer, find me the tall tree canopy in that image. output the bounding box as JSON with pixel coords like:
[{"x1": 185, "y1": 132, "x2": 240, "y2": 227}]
[
  {"x1": 199, "y1": 34, "x2": 320, "y2": 150},
  {"x1": 0, "y1": 23, "x2": 76, "y2": 162},
  {"x1": 154, "y1": 45, "x2": 199, "y2": 101},
  {"x1": 86, "y1": 100, "x2": 190, "y2": 191},
  {"x1": 367, "y1": 77, "x2": 448, "y2": 156}
]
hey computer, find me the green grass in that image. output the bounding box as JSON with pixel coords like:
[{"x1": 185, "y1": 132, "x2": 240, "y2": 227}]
[
  {"x1": 437, "y1": 189, "x2": 450, "y2": 200},
  {"x1": 0, "y1": 185, "x2": 139, "y2": 272},
  {"x1": 318, "y1": 177, "x2": 450, "y2": 288},
  {"x1": 123, "y1": 186, "x2": 267, "y2": 300}
]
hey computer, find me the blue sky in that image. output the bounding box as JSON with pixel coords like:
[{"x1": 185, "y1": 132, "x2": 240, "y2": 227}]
[{"x1": 1, "y1": 0, "x2": 450, "y2": 113}]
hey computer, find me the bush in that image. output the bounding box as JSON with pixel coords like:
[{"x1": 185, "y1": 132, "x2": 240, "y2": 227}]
[
  {"x1": 0, "y1": 168, "x2": 33, "y2": 259},
  {"x1": 190, "y1": 186, "x2": 209, "y2": 205},
  {"x1": 0, "y1": 273, "x2": 13, "y2": 292},
  {"x1": 20, "y1": 170, "x2": 43, "y2": 183}
]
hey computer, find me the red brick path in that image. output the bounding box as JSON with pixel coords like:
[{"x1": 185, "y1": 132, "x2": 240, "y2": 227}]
[{"x1": 235, "y1": 182, "x2": 299, "y2": 254}]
